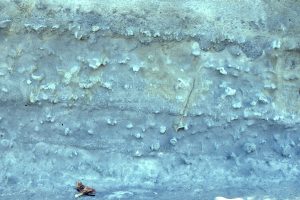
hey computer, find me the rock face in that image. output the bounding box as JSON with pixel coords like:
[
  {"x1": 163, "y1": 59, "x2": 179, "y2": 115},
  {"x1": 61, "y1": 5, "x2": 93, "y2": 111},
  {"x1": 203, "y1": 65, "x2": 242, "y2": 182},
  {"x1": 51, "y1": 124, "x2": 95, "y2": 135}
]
[{"x1": 0, "y1": 0, "x2": 300, "y2": 199}]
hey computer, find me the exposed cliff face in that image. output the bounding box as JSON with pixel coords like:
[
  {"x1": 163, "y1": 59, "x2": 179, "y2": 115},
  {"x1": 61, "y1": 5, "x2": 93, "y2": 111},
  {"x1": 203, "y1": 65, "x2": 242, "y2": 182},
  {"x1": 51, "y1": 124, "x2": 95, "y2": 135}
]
[{"x1": 0, "y1": 1, "x2": 300, "y2": 199}]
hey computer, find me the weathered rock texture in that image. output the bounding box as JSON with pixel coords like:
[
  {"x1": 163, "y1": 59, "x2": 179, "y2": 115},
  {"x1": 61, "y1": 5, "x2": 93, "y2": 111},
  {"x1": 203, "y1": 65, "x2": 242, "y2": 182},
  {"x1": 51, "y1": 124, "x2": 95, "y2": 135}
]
[{"x1": 0, "y1": 0, "x2": 300, "y2": 199}]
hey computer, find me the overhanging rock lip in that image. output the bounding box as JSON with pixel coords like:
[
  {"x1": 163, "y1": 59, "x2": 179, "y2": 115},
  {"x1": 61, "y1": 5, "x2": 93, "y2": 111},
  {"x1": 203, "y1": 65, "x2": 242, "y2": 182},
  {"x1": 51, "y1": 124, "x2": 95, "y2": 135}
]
[{"x1": 4, "y1": 0, "x2": 298, "y2": 40}]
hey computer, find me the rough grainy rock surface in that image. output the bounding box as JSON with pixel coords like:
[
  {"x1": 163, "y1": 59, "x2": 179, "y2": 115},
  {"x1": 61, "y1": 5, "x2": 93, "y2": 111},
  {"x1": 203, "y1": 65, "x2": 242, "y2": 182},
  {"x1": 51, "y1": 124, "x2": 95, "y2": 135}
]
[{"x1": 0, "y1": 0, "x2": 300, "y2": 199}]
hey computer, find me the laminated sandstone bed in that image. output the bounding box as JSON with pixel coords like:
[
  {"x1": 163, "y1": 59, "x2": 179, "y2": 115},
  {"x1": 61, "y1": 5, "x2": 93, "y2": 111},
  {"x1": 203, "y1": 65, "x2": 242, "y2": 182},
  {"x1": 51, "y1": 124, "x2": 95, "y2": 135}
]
[{"x1": 0, "y1": 0, "x2": 300, "y2": 199}]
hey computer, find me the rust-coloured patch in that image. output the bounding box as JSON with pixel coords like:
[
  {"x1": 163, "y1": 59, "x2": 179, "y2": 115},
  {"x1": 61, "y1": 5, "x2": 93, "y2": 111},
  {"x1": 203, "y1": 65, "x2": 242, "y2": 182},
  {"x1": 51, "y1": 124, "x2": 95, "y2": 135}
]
[{"x1": 75, "y1": 181, "x2": 96, "y2": 198}]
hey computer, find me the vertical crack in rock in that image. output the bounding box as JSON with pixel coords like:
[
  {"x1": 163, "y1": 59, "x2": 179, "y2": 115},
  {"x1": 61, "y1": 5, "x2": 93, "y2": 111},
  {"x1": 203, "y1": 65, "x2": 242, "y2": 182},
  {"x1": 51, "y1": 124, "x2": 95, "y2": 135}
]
[{"x1": 174, "y1": 77, "x2": 196, "y2": 132}]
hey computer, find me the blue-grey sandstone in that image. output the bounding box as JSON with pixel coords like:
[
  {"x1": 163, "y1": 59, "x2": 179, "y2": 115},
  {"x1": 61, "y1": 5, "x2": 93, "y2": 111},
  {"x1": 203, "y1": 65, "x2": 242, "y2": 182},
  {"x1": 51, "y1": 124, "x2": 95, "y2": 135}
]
[{"x1": 0, "y1": 0, "x2": 300, "y2": 199}]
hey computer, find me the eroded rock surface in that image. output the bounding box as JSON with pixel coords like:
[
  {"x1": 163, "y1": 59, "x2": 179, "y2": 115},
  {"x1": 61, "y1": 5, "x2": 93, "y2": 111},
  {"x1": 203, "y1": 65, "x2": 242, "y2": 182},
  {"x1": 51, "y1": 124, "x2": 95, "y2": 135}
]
[{"x1": 0, "y1": 0, "x2": 300, "y2": 199}]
